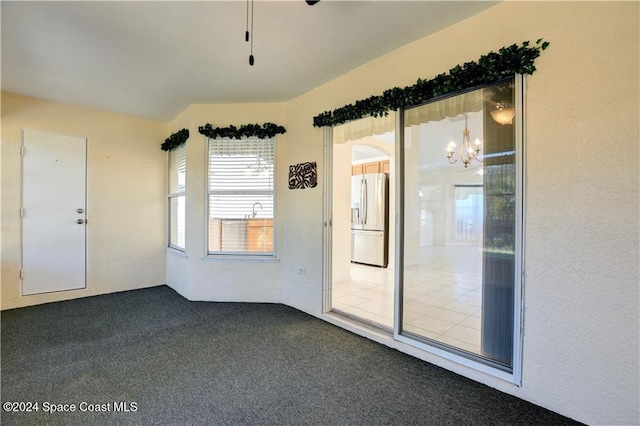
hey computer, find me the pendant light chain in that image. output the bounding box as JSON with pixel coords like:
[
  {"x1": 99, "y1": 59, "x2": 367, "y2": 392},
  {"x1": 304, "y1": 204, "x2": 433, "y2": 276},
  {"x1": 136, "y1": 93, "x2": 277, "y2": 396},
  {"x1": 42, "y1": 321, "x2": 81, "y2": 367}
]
[
  {"x1": 243, "y1": 1, "x2": 320, "y2": 67},
  {"x1": 248, "y1": 0, "x2": 255, "y2": 66},
  {"x1": 245, "y1": 0, "x2": 250, "y2": 42}
]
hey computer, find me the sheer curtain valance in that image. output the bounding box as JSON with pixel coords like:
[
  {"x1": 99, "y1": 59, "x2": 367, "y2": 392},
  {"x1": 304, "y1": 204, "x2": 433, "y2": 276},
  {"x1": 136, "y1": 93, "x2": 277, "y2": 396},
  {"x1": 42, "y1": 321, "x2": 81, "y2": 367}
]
[
  {"x1": 332, "y1": 89, "x2": 483, "y2": 143},
  {"x1": 333, "y1": 114, "x2": 395, "y2": 145},
  {"x1": 405, "y1": 89, "x2": 483, "y2": 127}
]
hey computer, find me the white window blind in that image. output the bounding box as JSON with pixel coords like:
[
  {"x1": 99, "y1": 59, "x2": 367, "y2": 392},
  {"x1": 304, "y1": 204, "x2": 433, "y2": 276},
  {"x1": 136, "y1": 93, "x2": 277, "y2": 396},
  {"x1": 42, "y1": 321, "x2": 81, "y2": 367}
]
[
  {"x1": 207, "y1": 138, "x2": 275, "y2": 255},
  {"x1": 168, "y1": 144, "x2": 186, "y2": 250}
]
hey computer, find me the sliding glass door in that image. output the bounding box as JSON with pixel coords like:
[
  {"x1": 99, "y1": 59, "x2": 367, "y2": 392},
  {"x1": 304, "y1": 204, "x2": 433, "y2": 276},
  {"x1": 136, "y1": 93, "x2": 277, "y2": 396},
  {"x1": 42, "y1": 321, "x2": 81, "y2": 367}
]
[
  {"x1": 399, "y1": 77, "x2": 522, "y2": 371},
  {"x1": 324, "y1": 76, "x2": 523, "y2": 377}
]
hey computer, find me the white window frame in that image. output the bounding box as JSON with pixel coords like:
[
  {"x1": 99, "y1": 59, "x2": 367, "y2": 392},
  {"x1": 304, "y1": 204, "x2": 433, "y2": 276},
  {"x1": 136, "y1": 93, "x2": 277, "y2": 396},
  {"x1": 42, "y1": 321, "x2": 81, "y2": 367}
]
[
  {"x1": 206, "y1": 137, "x2": 277, "y2": 259},
  {"x1": 168, "y1": 143, "x2": 186, "y2": 252}
]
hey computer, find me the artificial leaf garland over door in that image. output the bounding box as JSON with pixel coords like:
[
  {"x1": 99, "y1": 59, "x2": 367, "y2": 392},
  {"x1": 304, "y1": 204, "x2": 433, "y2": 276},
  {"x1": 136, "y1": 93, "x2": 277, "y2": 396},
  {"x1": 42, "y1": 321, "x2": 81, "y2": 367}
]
[{"x1": 312, "y1": 39, "x2": 549, "y2": 128}]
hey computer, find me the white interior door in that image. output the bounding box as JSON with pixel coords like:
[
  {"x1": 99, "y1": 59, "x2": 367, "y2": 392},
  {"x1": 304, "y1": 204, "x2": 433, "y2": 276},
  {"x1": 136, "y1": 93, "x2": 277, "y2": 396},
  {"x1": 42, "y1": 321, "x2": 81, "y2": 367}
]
[{"x1": 22, "y1": 129, "x2": 87, "y2": 295}]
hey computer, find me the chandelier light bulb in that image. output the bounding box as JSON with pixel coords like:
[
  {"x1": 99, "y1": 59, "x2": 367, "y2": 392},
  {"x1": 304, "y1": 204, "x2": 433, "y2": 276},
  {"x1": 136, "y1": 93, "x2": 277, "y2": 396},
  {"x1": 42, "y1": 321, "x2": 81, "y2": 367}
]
[{"x1": 446, "y1": 141, "x2": 456, "y2": 154}]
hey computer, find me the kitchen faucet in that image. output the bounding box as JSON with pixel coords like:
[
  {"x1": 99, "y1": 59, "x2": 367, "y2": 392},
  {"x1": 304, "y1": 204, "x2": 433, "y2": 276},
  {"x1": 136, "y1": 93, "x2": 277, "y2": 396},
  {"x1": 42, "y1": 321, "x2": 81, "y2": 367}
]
[{"x1": 252, "y1": 202, "x2": 263, "y2": 218}]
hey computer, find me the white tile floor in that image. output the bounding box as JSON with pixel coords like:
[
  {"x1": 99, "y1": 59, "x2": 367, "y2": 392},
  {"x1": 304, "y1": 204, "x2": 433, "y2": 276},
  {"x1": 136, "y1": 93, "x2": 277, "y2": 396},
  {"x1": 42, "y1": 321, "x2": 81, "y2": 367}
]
[{"x1": 332, "y1": 245, "x2": 483, "y2": 354}]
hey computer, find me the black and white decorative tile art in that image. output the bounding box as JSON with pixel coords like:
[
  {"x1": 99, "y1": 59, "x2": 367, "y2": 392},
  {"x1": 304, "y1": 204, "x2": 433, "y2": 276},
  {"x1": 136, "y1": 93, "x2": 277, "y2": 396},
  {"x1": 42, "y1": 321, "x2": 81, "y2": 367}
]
[{"x1": 288, "y1": 161, "x2": 317, "y2": 189}]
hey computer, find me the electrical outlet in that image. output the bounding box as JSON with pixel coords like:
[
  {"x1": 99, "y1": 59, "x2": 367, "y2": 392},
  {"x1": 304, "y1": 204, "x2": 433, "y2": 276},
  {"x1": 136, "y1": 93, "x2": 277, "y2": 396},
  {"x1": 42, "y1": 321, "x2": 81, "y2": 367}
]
[{"x1": 297, "y1": 267, "x2": 306, "y2": 275}]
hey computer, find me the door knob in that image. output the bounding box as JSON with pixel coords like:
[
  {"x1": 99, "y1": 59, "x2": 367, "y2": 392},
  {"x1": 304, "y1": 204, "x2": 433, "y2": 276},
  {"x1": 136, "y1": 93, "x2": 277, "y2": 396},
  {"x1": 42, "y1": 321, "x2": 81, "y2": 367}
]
[{"x1": 76, "y1": 219, "x2": 85, "y2": 224}]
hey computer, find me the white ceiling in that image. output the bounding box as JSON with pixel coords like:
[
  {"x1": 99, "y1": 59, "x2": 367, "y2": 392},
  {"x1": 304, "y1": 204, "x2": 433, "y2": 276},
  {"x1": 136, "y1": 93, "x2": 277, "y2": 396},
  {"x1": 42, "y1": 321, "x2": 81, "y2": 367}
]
[{"x1": 1, "y1": 1, "x2": 496, "y2": 122}]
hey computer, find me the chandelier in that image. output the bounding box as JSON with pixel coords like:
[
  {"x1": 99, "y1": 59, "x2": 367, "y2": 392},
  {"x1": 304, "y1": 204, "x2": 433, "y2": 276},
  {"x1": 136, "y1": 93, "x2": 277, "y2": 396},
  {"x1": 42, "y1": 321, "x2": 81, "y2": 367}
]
[{"x1": 446, "y1": 115, "x2": 482, "y2": 168}]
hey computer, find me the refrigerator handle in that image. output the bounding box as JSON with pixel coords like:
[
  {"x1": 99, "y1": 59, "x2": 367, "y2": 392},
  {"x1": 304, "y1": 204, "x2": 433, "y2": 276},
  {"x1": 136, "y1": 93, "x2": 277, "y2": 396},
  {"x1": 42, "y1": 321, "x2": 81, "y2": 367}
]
[{"x1": 362, "y1": 177, "x2": 367, "y2": 225}]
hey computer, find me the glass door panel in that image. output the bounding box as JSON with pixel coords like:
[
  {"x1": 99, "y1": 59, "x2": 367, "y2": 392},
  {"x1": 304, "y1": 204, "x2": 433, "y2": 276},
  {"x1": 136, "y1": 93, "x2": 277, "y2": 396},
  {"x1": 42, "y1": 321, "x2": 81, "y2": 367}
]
[
  {"x1": 330, "y1": 114, "x2": 396, "y2": 332},
  {"x1": 401, "y1": 78, "x2": 518, "y2": 369}
]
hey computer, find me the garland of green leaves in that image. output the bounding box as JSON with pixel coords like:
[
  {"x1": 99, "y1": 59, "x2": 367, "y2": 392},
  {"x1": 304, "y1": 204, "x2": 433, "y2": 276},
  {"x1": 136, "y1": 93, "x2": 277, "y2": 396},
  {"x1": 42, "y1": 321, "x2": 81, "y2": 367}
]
[
  {"x1": 198, "y1": 122, "x2": 286, "y2": 139},
  {"x1": 161, "y1": 128, "x2": 189, "y2": 151},
  {"x1": 312, "y1": 39, "x2": 550, "y2": 128}
]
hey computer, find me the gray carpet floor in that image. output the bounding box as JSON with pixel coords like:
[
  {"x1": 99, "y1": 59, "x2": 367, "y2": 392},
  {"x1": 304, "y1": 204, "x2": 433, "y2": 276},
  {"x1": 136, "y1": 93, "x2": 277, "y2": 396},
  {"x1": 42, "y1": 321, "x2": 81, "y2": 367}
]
[{"x1": 1, "y1": 285, "x2": 582, "y2": 425}]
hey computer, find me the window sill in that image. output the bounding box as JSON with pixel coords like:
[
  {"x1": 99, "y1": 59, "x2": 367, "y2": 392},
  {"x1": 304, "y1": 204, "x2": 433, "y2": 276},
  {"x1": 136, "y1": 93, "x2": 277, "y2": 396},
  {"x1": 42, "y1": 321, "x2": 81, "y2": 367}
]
[
  {"x1": 200, "y1": 255, "x2": 280, "y2": 263},
  {"x1": 166, "y1": 247, "x2": 188, "y2": 258}
]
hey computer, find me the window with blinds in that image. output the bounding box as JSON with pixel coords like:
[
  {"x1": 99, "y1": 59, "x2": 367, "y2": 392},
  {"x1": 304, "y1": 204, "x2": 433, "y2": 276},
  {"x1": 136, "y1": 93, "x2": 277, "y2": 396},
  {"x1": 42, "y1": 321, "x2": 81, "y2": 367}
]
[
  {"x1": 207, "y1": 138, "x2": 275, "y2": 255},
  {"x1": 168, "y1": 144, "x2": 186, "y2": 251}
]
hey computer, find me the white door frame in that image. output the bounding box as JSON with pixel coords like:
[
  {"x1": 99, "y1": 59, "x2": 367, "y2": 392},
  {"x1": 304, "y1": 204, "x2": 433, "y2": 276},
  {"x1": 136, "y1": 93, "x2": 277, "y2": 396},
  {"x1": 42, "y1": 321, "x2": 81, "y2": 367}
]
[{"x1": 322, "y1": 127, "x2": 333, "y2": 313}]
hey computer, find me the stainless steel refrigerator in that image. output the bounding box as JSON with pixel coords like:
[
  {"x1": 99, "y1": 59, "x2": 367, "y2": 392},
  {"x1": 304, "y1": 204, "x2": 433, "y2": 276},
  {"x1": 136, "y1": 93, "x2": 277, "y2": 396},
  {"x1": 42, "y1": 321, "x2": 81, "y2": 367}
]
[{"x1": 351, "y1": 172, "x2": 389, "y2": 267}]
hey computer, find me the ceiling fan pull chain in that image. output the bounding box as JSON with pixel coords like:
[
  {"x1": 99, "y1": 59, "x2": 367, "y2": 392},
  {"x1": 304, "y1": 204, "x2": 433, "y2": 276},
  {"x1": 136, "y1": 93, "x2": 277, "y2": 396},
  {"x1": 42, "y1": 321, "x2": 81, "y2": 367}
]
[
  {"x1": 245, "y1": 0, "x2": 316, "y2": 66},
  {"x1": 245, "y1": 0, "x2": 250, "y2": 42},
  {"x1": 244, "y1": 0, "x2": 255, "y2": 66},
  {"x1": 249, "y1": 0, "x2": 255, "y2": 66}
]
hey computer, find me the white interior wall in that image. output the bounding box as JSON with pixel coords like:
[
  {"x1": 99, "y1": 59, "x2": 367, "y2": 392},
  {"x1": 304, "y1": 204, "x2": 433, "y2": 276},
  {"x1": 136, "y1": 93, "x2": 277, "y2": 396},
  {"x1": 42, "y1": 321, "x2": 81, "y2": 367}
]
[
  {"x1": 331, "y1": 141, "x2": 352, "y2": 284},
  {"x1": 280, "y1": 2, "x2": 639, "y2": 425},
  {"x1": 1, "y1": 92, "x2": 167, "y2": 309}
]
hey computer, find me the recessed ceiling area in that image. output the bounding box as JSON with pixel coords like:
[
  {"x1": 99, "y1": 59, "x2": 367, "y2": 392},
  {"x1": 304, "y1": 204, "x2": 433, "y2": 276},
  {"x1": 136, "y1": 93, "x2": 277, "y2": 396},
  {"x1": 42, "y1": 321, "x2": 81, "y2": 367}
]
[{"x1": 1, "y1": 1, "x2": 497, "y2": 121}]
